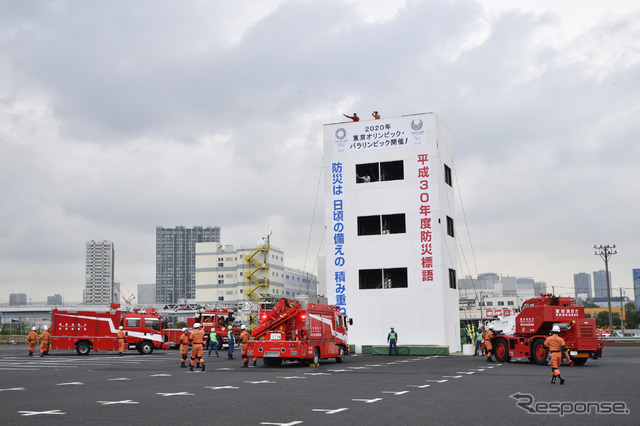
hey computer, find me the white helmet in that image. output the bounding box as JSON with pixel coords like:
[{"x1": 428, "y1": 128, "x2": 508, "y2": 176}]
[
  {"x1": 32, "y1": 326, "x2": 36, "y2": 331},
  {"x1": 182, "y1": 327, "x2": 188, "y2": 332},
  {"x1": 552, "y1": 325, "x2": 560, "y2": 333},
  {"x1": 119, "y1": 326, "x2": 123, "y2": 330},
  {"x1": 194, "y1": 323, "x2": 201, "y2": 328},
  {"x1": 488, "y1": 324, "x2": 493, "y2": 330},
  {"x1": 43, "y1": 326, "x2": 48, "y2": 330},
  {"x1": 241, "y1": 325, "x2": 246, "y2": 330}
]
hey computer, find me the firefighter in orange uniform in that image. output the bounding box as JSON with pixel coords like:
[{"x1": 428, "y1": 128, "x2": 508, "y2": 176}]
[
  {"x1": 39, "y1": 325, "x2": 52, "y2": 357},
  {"x1": 179, "y1": 328, "x2": 190, "y2": 368},
  {"x1": 27, "y1": 327, "x2": 38, "y2": 356},
  {"x1": 117, "y1": 326, "x2": 126, "y2": 356},
  {"x1": 189, "y1": 323, "x2": 205, "y2": 372},
  {"x1": 240, "y1": 325, "x2": 250, "y2": 368},
  {"x1": 544, "y1": 325, "x2": 573, "y2": 384},
  {"x1": 484, "y1": 324, "x2": 494, "y2": 362}
]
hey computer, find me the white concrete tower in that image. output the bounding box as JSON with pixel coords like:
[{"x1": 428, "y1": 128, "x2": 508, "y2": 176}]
[{"x1": 323, "y1": 112, "x2": 460, "y2": 352}]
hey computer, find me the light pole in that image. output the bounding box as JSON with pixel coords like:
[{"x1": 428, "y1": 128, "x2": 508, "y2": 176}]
[{"x1": 593, "y1": 244, "x2": 617, "y2": 332}]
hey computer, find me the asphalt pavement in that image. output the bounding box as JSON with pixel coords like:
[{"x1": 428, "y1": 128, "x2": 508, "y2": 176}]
[{"x1": 0, "y1": 344, "x2": 638, "y2": 425}]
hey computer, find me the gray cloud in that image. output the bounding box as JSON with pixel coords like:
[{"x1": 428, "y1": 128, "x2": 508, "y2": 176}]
[{"x1": 1, "y1": 0, "x2": 640, "y2": 302}]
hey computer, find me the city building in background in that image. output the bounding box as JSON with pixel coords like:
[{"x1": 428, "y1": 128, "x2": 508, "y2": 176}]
[
  {"x1": 458, "y1": 273, "x2": 546, "y2": 313},
  {"x1": 156, "y1": 226, "x2": 221, "y2": 304},
  {"x1": 633, "y1": 269, "x2": 640, "y2": 311},
  {"x1": 195, "y1": 242, "x2": 318, "y2": 306},
  {"x1": 84, "y1": 240, "x2": 115, "y2": 305},
  {"x1": 574, "y1": 272, "x2": 592, "y2": 301},
  {"x1": 47, "y1": 294, "x2": 62, "y2": 305},
  {"x1": 137, "y1": 283, "x2": 156, "y2": 305},
  {"x1": 593, "y1": 269, "x2": 612, "y2": 298},
  {"x1": 323, "y1": 112, "x2": 459, "y2": 352},
  {"x1": 9, "y1": 293, "x2": 27, "y2": 306}
]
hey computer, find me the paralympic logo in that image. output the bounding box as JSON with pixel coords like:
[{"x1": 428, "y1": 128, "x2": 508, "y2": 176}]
[{"x1": 510, "y1": 393, "x2": 630, "y2": 417}]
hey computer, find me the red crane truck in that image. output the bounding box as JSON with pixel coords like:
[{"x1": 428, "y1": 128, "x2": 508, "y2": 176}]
[
  {"x1": 163, "y1": 309, "x2": 242, "y2": 349},
  {"x1": 246, "y1": 298, "x2": 351, "y2": 366},
  {"x1": 51, "y1": 304, "x2": 164, "y2": 355},
  {"x1": 489, "y1": 293, "x2": 604, "y2": 365}
]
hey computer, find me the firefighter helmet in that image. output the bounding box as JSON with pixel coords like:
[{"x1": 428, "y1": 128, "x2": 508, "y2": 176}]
[
  {"x1": 119, "y1": 326, "x2": 123, "y2": 330},
  {"x1": 32, "y1": 326, "x2": 36, "y2": 331},
  {"x1": 241, "y1": 325, "x2": 246, "y2": 330},
  {"x1": 552, "y1": 325, "x2": 560, "y2": 333},
  {"x1": 194, "y1": 323, "x2": 201, "y2": 328},
  {"x1": 488, "y1": 324, "x2": 493, "y2": 330},
  {"x1": 182, "y1": 327, "x2": 187, "y2": 332},
  {"x1": 43, "y1": 326, "x2": 48, "y2": 330}
]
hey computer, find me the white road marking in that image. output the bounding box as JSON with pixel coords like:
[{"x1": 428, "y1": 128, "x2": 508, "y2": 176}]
[
  {"x1": 352, "y1": 398, "x2": 383, "y2": 404},
  {"x1": 382, "y1": 391, "x2": 409, "y2": 395},
  {"x1": 327, "y1": 369, "x2": 349, "y2": 372},
  {"x1": 0, "y1": 387, "x2": 25, "y2": 391},
  {"x1": 97, "y1": 400, "x2": 139, "y2": 405},
  {"x1": 407, "y1": 384, "x2": 431, "y2": 388},
  {"x1": 245, "y1": 380, "x2": 276, "y2": 384},
  {"x1": 442, "y1": 375, "x2": 463, "y2": 379},
  {"x1": 426, "y1": 379, "x2": 448, "y2": 383},
  {"x1": 156, "y1": 392, "x2": 194, "y2": 397},
  {"x1": 276, "y1": 376, "x2": 306, "y2": 380},
  {"x1": 260, "y1": 422, "x2": 303, "y2": 426},
  {"x1": 312, "y1": 408, "x2": 349, "y2": 414},
  {"x1": 456, "y1": 371, "x2": 475, "y2": 375},
  {"x1": 108, "y1": 378, "x2": 131, "y2": 381},
  {"x1": 304, "y1": 372, "x2": 330, "y2": 376},
  {"x1": 150, "y1": 374, "x2": 171, "y2": 377},
  {"x1": 18, "y1": 410, "x2": 65, "y2": 416},
  {"x1": 57, "y1": 382, "x2": 84, "y2": 386},
  {"x1": 205, "y1": 386, "x2": 239, "y2": 390}
]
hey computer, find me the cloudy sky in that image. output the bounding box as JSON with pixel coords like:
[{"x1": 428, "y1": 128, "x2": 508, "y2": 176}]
[{"x1": 1, "y1": 0, "x2": 639, "y2": 304}]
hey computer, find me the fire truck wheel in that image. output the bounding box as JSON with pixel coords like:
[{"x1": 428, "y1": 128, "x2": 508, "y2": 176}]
[
  {"x1": 312, "y1": 348, "x2": 321, "y2": 365},
  {"x1": 494, "y1": 338, "x2": 511, "y2": 362},
  {"x1": 571, "y1": 358, "x2": 588, "y2": 366},
  {"x1": 137, "y1": 341, "x2": 154, "y2": 355},
  {"x1": 335, "y1": 346, "x2": 345, "y2": 363},
  {"x1": 75, "y1": 341, "x2": 91, "y2": 355},
  {"x1": 530, "y1": 339, "x2": 548, "y2": 365}
]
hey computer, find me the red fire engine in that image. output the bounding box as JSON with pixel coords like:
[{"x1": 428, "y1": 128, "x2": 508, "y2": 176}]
[
  {"x1": 51, "y1": 304, "x2": 164, "y2": 355},
  {"x1": 489, "y1": 293, "x2": 604, "y2": 365},
  {"x1": 163, "y1": 309, "x2": 242, "y2": 348},
  {"x1": 246, "y1": 298, "x2": 350, "y2": 366}
]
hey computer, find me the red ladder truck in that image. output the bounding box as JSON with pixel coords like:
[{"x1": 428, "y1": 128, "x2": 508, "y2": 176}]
[
  {"x1": 163, "y1": 308, "x2": 243, "y2": 349},
  {"x1": 247, "y1": 298, "x2": 351, "y2": 366}
]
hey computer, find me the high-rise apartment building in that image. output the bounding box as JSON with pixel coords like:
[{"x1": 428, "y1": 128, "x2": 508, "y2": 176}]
[
  {"x1": 633, "y1": 269, "x2": 640, "y2": 311},
  {"x1": 84, "y1": 240, "x2": 115, "y2": 305},
  {"x1": 323, "y1": 112, "x2": 459, "y2": 352},
  {"x1": 573, "y1": 272, "x2": 592, "y2": 300},
  {"x1": 137, "y1": 283, "x2": 156, "y2": 305},
  {"x1": 593, "y1": 269, "x2": 611, "y2": 299},
  {"x1": 156, "y1": 226, "x2": 221, "y2": 304}
]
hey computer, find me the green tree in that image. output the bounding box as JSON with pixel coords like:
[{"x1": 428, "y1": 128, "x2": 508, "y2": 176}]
[
  {"x1": 624, "y1": 302, "x2": 639, "y2": 329},
  {"x1": 595, "y1": 311, "x2": 621, "y2": 329}
]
